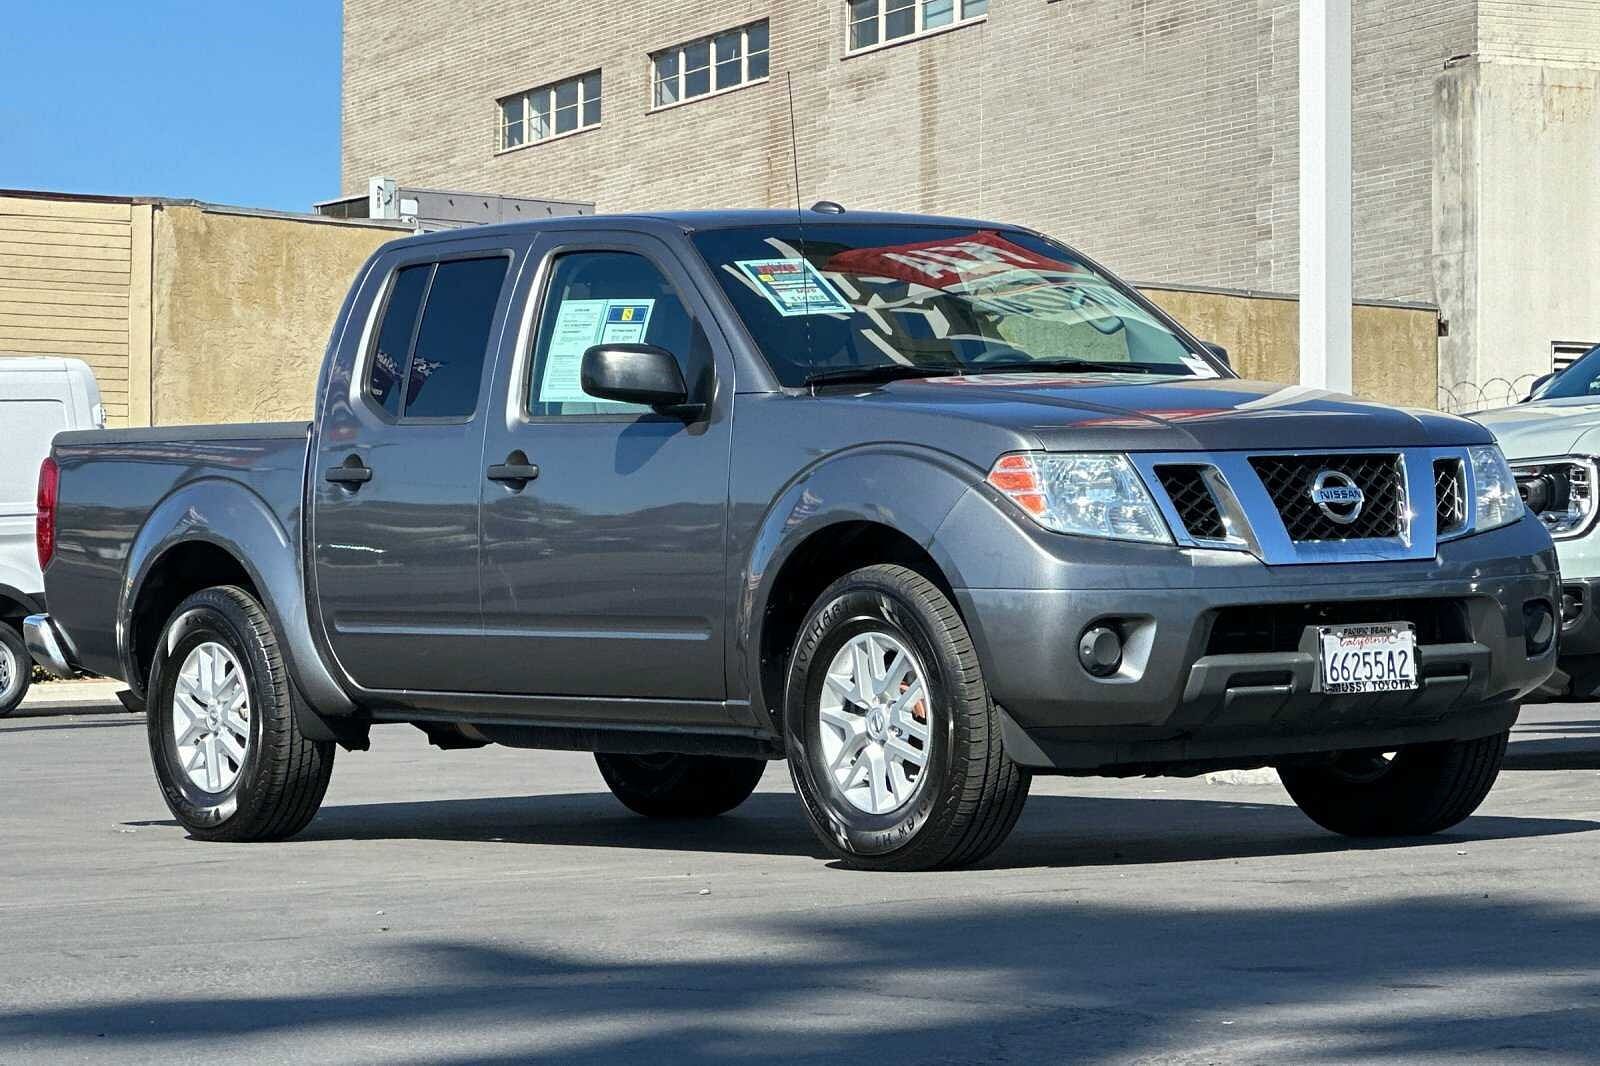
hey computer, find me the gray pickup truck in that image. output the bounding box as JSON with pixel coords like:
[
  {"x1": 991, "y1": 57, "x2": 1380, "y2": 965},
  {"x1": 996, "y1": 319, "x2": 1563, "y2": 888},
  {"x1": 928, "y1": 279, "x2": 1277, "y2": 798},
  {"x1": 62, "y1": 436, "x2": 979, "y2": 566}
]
[{"x1": 26, "y1": 209, "x2": 1558, "y2": 869}]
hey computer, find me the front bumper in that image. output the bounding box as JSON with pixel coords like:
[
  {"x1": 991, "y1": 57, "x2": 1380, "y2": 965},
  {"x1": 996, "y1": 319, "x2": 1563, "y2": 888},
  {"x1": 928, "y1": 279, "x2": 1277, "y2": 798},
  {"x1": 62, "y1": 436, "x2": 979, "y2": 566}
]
[{"x1": 953, "y1": 514, "x2": 1558, "y2": 772}]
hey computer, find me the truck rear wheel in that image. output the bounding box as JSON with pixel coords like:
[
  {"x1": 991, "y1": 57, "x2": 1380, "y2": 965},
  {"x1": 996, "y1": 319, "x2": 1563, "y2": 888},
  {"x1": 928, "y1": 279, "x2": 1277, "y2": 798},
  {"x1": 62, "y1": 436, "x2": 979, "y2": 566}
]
[
  {"x1": 783, "y1": 564, "x2": 1030, "y2": 871},
  {"x1": 1278, "y1": 731, "x2": 1508, "y2": 836},
  {"x1": 147, "y1": 586, "x2": 334, "y2": 841},
  {"x1": 0, "y1": 624, "x2": 31, "y2": 717},
  {"x1": 595, "y1": 752, "x2": 767, "y2": 817}
]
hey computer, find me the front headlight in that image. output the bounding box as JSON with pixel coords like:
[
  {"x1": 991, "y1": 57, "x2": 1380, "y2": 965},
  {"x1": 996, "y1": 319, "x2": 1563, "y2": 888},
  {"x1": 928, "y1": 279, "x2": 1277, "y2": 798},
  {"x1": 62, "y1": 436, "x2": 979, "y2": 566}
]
[
  {"x1": 1469, "y1": 444, "x2": 1525, "y2": 532},
  {"x1": 1510, "y1": 456, "x2": 1597, "y2": 539},
  {"x1": 986, "y1": 452, "x2": 1171, "y2": 543}
]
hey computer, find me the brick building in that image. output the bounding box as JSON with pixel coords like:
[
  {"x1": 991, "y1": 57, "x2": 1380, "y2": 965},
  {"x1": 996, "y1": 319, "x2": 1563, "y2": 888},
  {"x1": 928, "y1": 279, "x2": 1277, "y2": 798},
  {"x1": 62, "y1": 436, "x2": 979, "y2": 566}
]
[{"x1": 342, "y1": 0, "x2": 1600, "y2": 407}]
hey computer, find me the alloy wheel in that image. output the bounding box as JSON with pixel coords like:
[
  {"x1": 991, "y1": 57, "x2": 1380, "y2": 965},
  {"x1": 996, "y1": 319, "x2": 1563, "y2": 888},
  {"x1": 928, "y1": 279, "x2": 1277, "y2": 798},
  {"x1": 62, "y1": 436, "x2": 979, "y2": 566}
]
[
  {"x1": 172, "y1": 641, "x2": 251, "y2": 793},
  {"x1": 816, "y1": 630, "x2": 932, "y2": 815}
]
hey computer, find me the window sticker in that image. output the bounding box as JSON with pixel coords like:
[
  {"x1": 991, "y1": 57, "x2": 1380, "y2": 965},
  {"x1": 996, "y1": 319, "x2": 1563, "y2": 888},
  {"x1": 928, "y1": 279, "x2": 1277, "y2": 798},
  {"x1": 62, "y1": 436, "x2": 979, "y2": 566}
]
[
  {"x1": 734, "y1": 258, "x2": 853, "y2": 317},
  {"x1": 1179, "y1": 354, "x2": 1221, "y2": 379},
  {"x1": 537, "y1": 298, "x2": 656, "y2": 403}
]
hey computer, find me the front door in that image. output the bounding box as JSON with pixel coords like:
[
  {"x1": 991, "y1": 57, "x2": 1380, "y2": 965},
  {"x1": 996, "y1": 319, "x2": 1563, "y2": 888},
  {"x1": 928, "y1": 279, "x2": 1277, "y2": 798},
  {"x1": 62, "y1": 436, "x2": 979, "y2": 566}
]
[
  {"x1": 311, "y1": 239, "x2": 519, "y2": 692},
  {"x1": 474, "y1": 233, "x2": 732, "y2": 706}
]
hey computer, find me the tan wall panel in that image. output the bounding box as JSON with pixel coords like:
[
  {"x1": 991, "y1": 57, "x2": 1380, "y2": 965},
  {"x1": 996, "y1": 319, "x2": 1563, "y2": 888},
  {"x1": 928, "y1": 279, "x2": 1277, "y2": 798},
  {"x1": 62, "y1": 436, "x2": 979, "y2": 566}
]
[
  {"x1": 1, "y1": 217, "x2": 138, "y2": 238},
  {"x1": 1142, "y1": 288, "x2": 1439, "y2": 410},
  {"x1": 0, "y1": 225, "x2": 131, "y2": 247},
  {"x1": 0, "y1": 196, "x2": 131, "y2": 222},
  {"x1": 0, "y1": 275, "x2": 130, "y2": 295},
  {"x1": 0, "y1": 195, "x2": 136, "y2": 424},
  {"x1": 150, "y1": 206, "x2": 394, "y2": 424}
]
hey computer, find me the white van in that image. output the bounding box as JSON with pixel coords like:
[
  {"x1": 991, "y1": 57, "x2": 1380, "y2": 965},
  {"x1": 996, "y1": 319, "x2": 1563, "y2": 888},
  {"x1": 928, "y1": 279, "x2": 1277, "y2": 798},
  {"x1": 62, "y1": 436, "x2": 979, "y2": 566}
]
[{"x1": 1, "y1": 357, "x2": 104, "y2": 714}]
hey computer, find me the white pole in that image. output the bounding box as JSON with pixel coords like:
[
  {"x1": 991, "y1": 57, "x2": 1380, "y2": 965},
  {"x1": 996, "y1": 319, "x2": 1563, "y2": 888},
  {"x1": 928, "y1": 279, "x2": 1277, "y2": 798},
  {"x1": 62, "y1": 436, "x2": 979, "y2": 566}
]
[{"x1": 1299, "y1": 0, "x2": 1353, "y2": 393}]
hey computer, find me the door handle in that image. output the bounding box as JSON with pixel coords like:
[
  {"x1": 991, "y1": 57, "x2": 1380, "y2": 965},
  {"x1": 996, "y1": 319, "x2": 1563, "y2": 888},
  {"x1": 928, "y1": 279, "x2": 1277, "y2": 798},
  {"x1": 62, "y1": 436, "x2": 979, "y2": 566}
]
[
  {"x1": 487, "y1": 451, "x2": 539, "y2": 487},
  {"x1": 324, "y1": 458, "x2": 373, "y2": 486}
]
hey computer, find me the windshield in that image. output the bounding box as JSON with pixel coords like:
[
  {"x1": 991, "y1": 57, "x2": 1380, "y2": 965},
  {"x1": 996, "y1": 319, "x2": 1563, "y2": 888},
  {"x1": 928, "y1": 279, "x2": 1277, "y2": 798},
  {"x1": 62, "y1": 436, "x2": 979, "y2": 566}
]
[
  {"x1": 1532, "y1": 345, "x2": 1600, "y2": 401},
  {"x1": 691, "y1": 223, "x2": 1221, "y2": 387}
]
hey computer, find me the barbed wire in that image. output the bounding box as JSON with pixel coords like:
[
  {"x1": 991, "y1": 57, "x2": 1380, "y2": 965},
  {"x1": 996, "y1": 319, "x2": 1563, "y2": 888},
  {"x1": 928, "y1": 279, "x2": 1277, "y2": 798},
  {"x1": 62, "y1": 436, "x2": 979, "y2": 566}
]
[{"x1": 1437, "y1": 375, "x2": 1539, "y2": 414}]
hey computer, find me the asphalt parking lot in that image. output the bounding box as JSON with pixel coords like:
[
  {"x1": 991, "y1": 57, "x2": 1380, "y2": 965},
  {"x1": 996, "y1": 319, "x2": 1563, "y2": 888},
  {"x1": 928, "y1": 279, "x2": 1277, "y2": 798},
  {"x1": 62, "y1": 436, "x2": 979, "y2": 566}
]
[{"x1": 3, "y1": 684, "x2": 1598, "y2": 1065}]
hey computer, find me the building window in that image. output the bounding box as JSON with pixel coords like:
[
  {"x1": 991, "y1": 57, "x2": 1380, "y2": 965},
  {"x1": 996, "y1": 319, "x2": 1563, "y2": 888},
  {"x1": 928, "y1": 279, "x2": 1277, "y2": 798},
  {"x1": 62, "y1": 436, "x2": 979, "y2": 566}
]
[
  {"x1": 847, "y1": 0, "x2": 986, "y2": 52},
  {"x1": 497, "y1": 71, "x2": 602, "y2": 151},
  {"x1": 652, "y1": 21, "x2": 769, "y2": 109}
]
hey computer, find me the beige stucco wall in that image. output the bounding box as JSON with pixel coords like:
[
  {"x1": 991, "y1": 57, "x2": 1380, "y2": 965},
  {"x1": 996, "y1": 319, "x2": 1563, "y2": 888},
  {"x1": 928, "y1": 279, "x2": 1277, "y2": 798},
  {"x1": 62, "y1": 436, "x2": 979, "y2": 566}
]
[
  {"x1": 1143, "y1": 287, "x2": 1440, "y2": 410},
  {"x1": 149, "y1": 206, "x2": 399, "y2": 425}
]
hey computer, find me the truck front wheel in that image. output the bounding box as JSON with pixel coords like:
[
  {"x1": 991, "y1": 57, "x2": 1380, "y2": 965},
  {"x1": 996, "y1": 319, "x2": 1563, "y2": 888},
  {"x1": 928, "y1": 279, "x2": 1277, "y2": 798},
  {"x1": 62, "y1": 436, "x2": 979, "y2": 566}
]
[
  {"x1": 147, "y1": 586, "x2": 334, "y2": 841},
  {"x1": 783, "y1": 564, "x2": 1031, "y2": 871},
  {"x1": 595, "y1": 752, "x2": 767, "y2": 817},
  {"x1": 1278, "y1": 731, "x2": 1508, "y2": 836}
]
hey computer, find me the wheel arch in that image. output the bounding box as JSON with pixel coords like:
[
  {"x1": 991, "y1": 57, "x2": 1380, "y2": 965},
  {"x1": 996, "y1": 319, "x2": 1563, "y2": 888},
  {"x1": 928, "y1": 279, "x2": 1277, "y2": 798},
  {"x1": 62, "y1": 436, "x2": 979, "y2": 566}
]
[
  {"x1": 121, "y1": 478, "x2": 357, "y2": 725},
  {"x1": 738, "y1": 447, "x2": 980, "y2": 725}
]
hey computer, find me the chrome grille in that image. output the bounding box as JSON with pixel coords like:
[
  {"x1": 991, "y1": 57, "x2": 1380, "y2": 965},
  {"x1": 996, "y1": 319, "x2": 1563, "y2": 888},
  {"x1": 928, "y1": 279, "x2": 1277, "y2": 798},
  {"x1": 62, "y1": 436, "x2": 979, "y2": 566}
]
[
  {"x1": 1155, "y1": 465, "x2": 1227, "y2": 540},
  {"x1": 1249, "y1": 453, "x2": 1405, "y2": 542},
  {"x1": 1434, "y1": 457, "x2": 1467, "y2": 534}
]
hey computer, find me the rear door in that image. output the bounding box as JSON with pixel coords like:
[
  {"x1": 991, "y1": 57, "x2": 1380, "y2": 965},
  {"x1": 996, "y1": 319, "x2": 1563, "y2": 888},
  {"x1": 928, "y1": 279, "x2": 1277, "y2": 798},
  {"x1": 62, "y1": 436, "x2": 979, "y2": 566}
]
[
  {"x1": 311, "y1": 236, "x2": 520, "y2": 692},
  {"x1": 472, "y1": 230, "x2": 734, "y2": 706}
]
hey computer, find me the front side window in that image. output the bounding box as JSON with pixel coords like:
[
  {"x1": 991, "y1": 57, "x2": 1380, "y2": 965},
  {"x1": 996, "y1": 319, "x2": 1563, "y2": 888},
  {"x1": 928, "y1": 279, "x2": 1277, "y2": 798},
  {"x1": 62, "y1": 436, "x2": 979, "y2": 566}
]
[
  {"x1": 652, "y1": 21, "x2": 770, "y2": 109},
  {"x1": 497, "y1": 71, "x2": 601, "y2": 151},
  {"x1": 528, "y1": 251, "x2": 694, "y2": 417},
  {"x1": 365, "y1": 256, "x2": 509, "y2": 420},
  {"x1": 848, "y1": 0, "x2": 986, "y2": 51},
  {"x1": 691, "y1": 224, "x2": 1218, "y2": 388}
]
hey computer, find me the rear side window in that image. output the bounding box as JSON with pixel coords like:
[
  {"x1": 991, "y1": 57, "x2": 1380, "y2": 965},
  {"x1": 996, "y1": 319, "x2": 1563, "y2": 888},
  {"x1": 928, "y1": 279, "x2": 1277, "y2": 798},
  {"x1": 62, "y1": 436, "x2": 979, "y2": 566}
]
[{"x1": 364, "y1": 256, "x2": 509, "y2": 420}]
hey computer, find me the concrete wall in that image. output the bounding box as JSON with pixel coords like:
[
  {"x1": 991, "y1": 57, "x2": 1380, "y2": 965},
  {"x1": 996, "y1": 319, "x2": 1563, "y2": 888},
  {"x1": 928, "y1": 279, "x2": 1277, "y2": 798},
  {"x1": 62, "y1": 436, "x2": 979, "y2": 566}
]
[
  {"x1": 1433, "y1": 2, "x2": 1600, "y2": 410},
  {"x1": 1143, "y1": 286, "x2": 1439, "y2": 411},
  {"x1": 149, "y1": 206, "x2": 396, "y2": 424},
  {"x1": 340, "y1": 0, "x2": 1475, "y2": 303}
]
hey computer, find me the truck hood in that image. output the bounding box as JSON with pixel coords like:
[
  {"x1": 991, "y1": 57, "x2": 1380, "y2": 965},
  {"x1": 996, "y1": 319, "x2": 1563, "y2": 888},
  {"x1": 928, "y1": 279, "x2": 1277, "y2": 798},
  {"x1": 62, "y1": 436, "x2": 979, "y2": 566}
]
[
  {"x1": 856, "y1": 374, "x2": 1490, "y2": 452},
  {"x1": 1472, "y1": 398, "x2": 1600, "y2": 459}
]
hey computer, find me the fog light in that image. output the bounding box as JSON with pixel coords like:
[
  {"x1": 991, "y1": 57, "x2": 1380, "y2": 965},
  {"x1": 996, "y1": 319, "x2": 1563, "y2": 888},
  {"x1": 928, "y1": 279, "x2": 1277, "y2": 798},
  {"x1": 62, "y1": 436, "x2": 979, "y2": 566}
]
[
  {"x1": 1079, "y1": 625, "x2": 1123, "y2": 677},
  {"x1": 1524, "y1": 600, "x2": 1556, "y2": 657}
]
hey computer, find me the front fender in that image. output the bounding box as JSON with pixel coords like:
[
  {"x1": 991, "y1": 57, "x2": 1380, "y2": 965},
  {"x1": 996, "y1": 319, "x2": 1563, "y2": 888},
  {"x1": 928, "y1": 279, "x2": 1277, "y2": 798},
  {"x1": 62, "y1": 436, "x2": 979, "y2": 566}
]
[
  {"x1": 121, "y1": 478, "x2": 356, "y2": 718},
  {"x1": 735, "y1": 446, "x2": 982, "y2": 708}
]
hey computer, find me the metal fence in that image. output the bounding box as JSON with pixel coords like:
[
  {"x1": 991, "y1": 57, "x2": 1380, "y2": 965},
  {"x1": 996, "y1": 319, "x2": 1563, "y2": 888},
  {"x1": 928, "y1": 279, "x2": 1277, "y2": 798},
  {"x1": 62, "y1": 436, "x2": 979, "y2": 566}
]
[{"x1": 1436, "y1": 375, "x2": 1538, "y2": 414}]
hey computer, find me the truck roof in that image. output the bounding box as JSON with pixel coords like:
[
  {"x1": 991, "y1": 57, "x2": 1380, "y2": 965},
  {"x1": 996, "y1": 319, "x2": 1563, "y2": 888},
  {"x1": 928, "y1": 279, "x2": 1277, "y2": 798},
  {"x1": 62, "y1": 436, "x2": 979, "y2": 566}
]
[{"x1": 393, "y1": 207, "x2": 1020, "y2": 248}]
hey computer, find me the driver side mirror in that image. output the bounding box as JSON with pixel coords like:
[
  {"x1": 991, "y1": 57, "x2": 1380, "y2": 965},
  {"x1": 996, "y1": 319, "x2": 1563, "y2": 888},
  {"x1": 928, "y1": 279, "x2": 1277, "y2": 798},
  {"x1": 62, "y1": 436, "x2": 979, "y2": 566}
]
[
  {"x1": 581, "y1": 343, "x2": 705, "y2": 417},
  {"x1": 1201, "y1": 342, "x2": 1230, "y2": 369},
  {"x1": 1522, "y1": 372, "x2": 1554, "y2": 403}
]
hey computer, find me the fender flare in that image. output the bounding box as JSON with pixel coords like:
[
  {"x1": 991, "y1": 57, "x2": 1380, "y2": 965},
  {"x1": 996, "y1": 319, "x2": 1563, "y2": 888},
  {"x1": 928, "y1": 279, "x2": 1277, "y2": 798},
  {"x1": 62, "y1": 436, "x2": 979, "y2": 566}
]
[
  {"x1": 121, "y1": 477, "x2": 357, "y2": 728},
  {"x1": 735, "y1": 445, "x2": 982, "y2": 714}
]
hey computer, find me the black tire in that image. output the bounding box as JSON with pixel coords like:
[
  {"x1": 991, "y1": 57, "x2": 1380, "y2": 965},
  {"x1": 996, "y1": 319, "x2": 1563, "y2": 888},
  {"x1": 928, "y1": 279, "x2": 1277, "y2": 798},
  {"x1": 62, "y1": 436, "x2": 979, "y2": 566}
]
[
  {"x1": 0, "y1": 623, "x2": 31, "y2": 717},
  {"x1": 595, "y1": 752, "x2": 768, "y2": 817},
  {"x1": 783, "y1": 564, "x2": 1030, "y2": 871},
  {"x1": 1279, "y1": 730, "x2": 1508, "y2": 837},
  {"x1": 147, "y1": 586, "x2": 334, "y2": 841}
]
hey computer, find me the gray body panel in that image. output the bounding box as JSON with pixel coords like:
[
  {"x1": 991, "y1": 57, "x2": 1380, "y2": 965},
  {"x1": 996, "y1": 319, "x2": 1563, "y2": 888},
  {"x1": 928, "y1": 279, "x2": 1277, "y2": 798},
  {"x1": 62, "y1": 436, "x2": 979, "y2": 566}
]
[{"x1": 37, "y1": 210, "x2": 1558, "y2": 772}]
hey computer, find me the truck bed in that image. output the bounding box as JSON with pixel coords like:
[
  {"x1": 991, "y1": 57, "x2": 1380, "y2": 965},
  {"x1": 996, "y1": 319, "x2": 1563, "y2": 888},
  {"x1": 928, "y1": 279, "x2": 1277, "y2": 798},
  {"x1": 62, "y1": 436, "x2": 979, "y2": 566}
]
[{"x1": 47, "y1": 422, "x2": 311, "y2": 680}]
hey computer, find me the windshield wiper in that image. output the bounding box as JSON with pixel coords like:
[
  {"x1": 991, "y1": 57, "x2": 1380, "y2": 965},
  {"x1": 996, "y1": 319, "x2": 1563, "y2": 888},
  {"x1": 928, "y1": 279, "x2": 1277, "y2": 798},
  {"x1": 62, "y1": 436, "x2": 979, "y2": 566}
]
[
  {"x1": 966, "y1": 358, "x2": 1175, "y2": 376},
  {"x1": 802, "y1": 364, "x2": 963, "y2": 388}
]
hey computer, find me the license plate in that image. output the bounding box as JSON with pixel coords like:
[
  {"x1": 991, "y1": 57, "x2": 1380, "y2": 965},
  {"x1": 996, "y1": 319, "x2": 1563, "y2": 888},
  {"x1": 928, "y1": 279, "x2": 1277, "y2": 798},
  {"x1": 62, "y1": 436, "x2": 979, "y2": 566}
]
[{"x1": 1316, "y1": 622, "x2": 1419, "y2": 694}]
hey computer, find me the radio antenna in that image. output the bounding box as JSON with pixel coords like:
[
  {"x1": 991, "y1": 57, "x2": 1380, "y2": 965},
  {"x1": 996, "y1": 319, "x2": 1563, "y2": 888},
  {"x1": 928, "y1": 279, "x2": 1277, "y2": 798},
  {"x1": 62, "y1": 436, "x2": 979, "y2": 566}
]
[
  {"x1": 785, "y1": 71, "x2": 805, "y2": 229},
  {"x1": 784, "y1": 71, "x2": 817, "y2": 380}
]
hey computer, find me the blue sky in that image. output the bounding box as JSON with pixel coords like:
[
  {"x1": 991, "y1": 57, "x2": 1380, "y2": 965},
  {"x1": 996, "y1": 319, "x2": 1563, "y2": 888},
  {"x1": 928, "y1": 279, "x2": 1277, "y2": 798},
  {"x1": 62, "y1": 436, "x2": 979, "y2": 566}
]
[{"x1": 0, "y1": 1, "x2": 342, "y2": 212}]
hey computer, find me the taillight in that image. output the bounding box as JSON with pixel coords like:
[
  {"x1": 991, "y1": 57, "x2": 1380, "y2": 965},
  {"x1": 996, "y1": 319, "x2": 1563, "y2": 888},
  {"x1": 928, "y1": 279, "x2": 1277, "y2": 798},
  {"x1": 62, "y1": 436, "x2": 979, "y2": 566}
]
[{"x1": 37, "y1": 456, "x2": 58, "y2": 569}]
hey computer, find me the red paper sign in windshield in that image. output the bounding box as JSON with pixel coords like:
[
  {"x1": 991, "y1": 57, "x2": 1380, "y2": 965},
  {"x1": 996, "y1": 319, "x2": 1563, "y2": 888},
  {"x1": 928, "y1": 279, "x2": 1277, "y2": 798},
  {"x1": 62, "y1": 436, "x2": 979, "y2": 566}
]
[{"x1": 824, "y1": 231, "x2": 1085, "y2": 290}]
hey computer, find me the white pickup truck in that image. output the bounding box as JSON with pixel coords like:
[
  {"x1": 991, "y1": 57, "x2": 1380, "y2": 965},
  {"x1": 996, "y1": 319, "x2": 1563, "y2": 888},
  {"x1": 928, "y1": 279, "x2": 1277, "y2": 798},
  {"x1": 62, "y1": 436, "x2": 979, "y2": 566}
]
[{"x1": 0, "y1": 356, "x2": 103, "y2": 714}]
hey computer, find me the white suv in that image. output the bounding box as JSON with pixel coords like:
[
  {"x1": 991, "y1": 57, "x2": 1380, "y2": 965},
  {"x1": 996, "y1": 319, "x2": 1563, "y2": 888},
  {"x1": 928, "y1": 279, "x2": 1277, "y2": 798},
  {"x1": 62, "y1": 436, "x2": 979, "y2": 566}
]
[{"x1": 0, "y1": 357, "x2": 103, "y2": 714}]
